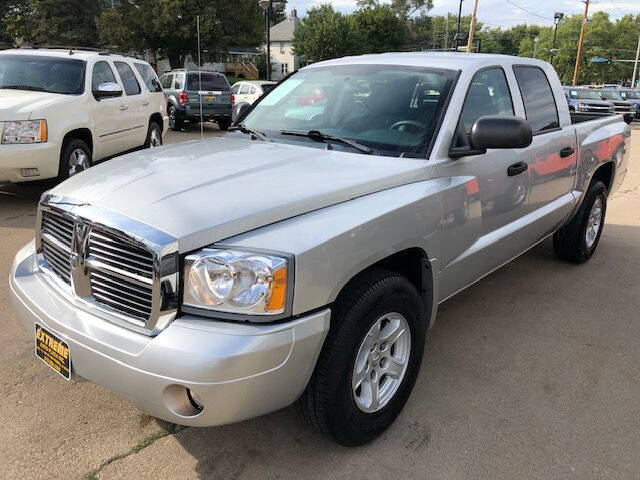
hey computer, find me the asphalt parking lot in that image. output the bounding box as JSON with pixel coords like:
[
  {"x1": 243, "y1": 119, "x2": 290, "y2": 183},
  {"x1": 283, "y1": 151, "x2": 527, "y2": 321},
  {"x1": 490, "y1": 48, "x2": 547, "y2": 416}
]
[{"x1": 1, "y1": 126, "x2": 639, "y2": 480}]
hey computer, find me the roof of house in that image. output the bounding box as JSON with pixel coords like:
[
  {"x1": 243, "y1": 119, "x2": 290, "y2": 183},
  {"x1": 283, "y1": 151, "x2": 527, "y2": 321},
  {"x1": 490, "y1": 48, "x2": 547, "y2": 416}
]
[{"x1": 269, "y1": 16, "x2": 300, "y2": 42}]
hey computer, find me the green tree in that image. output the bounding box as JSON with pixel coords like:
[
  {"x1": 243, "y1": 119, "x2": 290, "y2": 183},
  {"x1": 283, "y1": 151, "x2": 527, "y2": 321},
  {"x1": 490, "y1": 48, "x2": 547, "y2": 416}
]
[
  {"x1": 357, "y1": 0, "x2": 433, "y2": 20},
  {"x1": 351, "y1": 6, "x2": 408, "y2": 53},
  {"x1": 4, "y1": 0, "x2": 104, "y2": 47},
  {"x1": 292, "y1": 5, "x2": 359, "y2": 63}
]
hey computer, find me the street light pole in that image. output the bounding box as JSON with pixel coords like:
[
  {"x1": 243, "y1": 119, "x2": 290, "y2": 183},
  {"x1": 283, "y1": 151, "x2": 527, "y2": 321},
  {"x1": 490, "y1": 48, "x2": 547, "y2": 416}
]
[
  {"x1": 632, "y1": 33, "x2": 640, "y2": 88},
  {"x1": 455, "y1": 0, "x2": 463, "y2": 48},
  {"x1": 259, "y1": 0, "x2": 273, "y2": 81},
  {"x1": 550, "y1": 12, "x2": 564, "y2": 65},
  {"x1": 533, "y1": 37, "x2": 539, "y2": 59}
]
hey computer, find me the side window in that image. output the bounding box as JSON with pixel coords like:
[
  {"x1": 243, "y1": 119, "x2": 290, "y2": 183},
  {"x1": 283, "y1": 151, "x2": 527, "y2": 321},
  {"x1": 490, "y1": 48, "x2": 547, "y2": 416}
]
[
  {"x1": 114, "y1": 61, "x2": 141, "y2": 95},
  {"x1": 91, "y1": 61, "x2": 117, "y2": 91},
  {"x1": 248, "y1": 85, "x2": 257, "y2": 95},
  {"x1": 239, "y1": 84, "x2": 251, "y2": 95},
  {"x1": 134, "y1": 63, "x2": 162, "y2": 92},
  {"x1": 161, "y1": 74, "x2": 173, "y2": 89},
  {"x1": 513, "y1": 66, "x2": 560, "y2": 134},
  {"x1": 461, "y1": 67, "x2": 514, "y2": 134},
  {"x1": 174, "y1": 74, "x2": 184, "y2": 89},
  {"x1": 231, "y1": 83, "x2": 241, "y2": 94}
]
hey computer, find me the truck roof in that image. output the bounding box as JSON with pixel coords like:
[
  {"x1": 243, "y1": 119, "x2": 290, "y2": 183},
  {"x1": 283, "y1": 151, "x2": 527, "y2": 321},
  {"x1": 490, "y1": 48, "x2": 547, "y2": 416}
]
[{"x1": 306, "y1": 52, "x2": 552, "y2": 72}]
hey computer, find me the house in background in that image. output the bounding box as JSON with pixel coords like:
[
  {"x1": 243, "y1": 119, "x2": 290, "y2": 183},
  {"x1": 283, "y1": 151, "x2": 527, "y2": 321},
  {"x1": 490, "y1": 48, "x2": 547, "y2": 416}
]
[{"x1": 267, "y1": 9, "x2": 300, "y2": 80}]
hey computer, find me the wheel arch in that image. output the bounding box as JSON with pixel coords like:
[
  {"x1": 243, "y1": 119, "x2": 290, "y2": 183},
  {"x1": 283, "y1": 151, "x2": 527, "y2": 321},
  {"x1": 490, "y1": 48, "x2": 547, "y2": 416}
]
[
  {"x1": 592, "y1": 160, "x2": 615, "y2": 193},
  {"x1": 149, "y1": 112, "x2": 164, "y2": 132},
  {"x1": 62, "y1": 128, "x2": 93, "y2": 156}
]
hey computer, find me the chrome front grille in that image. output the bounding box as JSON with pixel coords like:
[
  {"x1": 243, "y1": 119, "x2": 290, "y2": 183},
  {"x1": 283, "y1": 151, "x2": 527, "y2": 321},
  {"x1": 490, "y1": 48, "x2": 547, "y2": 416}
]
[{"x1": 35, "y1": 196, "x2": 179, "y2": 336}]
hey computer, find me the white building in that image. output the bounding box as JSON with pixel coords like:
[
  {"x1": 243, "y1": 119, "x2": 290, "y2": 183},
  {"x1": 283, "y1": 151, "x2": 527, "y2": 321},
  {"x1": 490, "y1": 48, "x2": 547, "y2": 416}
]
[{"x1": 267, "y1": 9, "x2": 300, "y2": 80}]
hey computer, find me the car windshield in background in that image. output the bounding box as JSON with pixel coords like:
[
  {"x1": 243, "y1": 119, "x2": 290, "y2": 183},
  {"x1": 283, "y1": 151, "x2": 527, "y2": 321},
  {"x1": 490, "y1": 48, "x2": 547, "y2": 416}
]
[
  {"x1": 186, "y1": 73, "x2": 229, "y2": 91},
  {"x1": 599, "y1": 90, "x2": 623, "y2": 101},
  {"x1": 570, "y1": 89, "x2": 602, "y2": 100},
  {"x1": 620, "y1": 90, "x2": 640, "y2": 99},
  {"x1": 0, "y1": 54, "x2": 86, "y2": 95},
  {"x1": 242, "y1": 64, "x2": 457, "y2": 157}
]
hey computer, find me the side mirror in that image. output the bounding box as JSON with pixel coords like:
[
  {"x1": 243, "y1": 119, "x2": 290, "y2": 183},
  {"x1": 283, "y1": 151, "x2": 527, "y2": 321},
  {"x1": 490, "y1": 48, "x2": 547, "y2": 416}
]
[
  {"x1": 470, "y1": 115, "x2": 533, "y2": 150},
  {"x1": 93, "y1": 82, "x2": 122, "y2": 100}
]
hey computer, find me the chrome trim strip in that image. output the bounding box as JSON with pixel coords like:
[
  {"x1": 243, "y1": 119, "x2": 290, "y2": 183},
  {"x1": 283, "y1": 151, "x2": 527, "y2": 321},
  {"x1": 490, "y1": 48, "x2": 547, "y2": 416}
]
[
  {"x1": 98, "y1": 124, "x2": 145, "y2": 138},
  {"x1": 36, "y1": 194, "x2": 179, "y2": 336}
]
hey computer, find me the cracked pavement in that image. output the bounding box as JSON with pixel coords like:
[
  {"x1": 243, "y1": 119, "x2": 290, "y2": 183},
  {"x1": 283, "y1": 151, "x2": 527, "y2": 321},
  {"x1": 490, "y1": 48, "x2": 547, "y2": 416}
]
[{"x1": 2, "y1": 126, "x2": 639, "y2": 479}]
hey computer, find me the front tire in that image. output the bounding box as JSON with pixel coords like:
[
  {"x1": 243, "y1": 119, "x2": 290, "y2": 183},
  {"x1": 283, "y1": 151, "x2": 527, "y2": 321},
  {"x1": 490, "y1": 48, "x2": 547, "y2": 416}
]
[
  {"x1": 217, "y1": 119, "x2": 231, "y2": 131},
  {"x1": 144, "y1": 121, "x2": 162, "y2": 148},
  {"x1": 298, "y1": 269, "x2": 426, "y2": 446},
  {"x1": 553, "y1": 180, "x2": 607, "y2": 263},
  {"x1": 58, "y1": 138, "x2": 92, "y2": 181}
]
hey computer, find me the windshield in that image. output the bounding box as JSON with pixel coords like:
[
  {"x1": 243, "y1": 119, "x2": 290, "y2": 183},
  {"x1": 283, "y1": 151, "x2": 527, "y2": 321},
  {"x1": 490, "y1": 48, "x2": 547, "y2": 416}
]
[
  {"x1": 0, "y1": 54, "x2": 85, "y2": 95},
  {"x1": 620, "y1": 90, "x2": 640, "y2": 99},
  {"x1": 186, "y1": 73, "x2": 229, "y2": 91},
  {"x1": 241, "y1": 64, "x2": 457, "y2": 157},
  {"x1": 598, "y1": 90, "x2": 623, "y2": 101},
  {"x1": 569, "y1": 89, "x2": 602, "y2": 100}
]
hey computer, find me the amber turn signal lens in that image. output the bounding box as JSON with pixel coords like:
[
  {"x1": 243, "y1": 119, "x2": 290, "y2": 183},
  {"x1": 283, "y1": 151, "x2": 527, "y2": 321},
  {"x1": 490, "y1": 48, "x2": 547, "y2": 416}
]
[{"x1": 267, "y1": 267, "x2": 287, "y2": 312}]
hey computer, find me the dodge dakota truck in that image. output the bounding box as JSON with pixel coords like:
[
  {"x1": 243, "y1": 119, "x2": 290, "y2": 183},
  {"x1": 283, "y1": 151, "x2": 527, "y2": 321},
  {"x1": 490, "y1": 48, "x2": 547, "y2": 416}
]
[{"x1": 10, "y1": 53, "x2": 630, "y2": 446}]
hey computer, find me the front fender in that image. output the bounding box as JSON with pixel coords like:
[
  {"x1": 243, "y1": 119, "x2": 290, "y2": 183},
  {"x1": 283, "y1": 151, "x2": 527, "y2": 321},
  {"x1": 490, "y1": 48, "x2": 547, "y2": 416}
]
[{"x1": 219, "y1": 181, "x2": 447, "y2": 323}]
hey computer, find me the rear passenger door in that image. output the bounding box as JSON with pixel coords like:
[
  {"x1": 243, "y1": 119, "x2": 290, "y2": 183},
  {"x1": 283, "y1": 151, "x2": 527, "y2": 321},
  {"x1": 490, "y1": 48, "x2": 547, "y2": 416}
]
[
  {"x1": 512, "y1": 66, "x2": 577, "y2": 233},
  {"x1": 114, "y1": 61, "x2": 147, "y2": 149}
]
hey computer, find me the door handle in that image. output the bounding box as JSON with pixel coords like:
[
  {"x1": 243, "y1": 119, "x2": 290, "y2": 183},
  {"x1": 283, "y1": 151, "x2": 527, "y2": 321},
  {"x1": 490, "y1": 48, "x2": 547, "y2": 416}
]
[
  {"x1": 560, "y1": 146, "x2": 575, "y2": 157},
  {"x1": 142, "y1": 101, "x2": 150, "y2": 106},
  {"x1": 119, "y1": 105, "x2": 128, "y2": 111},
  {"x1": 507, "y1": 161, "x2": 528, "y2": 176}
]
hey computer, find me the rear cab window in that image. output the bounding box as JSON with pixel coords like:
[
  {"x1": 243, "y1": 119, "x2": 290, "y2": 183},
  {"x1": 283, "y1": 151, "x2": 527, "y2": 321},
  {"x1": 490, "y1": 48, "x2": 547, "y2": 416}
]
[
  {"x1": 114, "y1": 61, "x2": 141, "y2": 96},
  {"x1": 513, "y1": 66, "x2": 560, "y2": 134},
  {"x1": 186, "y1": 73, "x2": 229, "y2": 92},
  {"x1": 134, "y1": 62, "x2": 162, "y2": 93}
]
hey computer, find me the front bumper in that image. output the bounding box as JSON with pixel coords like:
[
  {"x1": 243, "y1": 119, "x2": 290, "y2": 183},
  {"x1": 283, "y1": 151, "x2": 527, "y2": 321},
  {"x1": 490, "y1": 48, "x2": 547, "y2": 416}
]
[
  {"x1": 10, "y1": 242, "x2": 330, "y2": 427},
  {"x1": 0, "y1": 141, "x2": 61, "y2": 182}
]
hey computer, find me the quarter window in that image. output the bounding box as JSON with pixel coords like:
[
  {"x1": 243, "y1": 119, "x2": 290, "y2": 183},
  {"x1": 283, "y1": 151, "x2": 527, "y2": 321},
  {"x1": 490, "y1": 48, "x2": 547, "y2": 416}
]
[
  {"x1": 513, "y1": 66, "x2": 560, "y2": 134},
  {"x1": 460, "y1": 67, "x2": 514, "y2": 134},
  {"x1": 232, "y1": 83, "x2": 241, "y2": 94},
  {"x1": 114, "y1": 61, "x2": 141, "y2": 95},
  {"x1": 92, "y1": 61, "x2": 117, "y2": 91},
  {"x1": 134, "y1": 63, "x2": 162, "y2": 92}
]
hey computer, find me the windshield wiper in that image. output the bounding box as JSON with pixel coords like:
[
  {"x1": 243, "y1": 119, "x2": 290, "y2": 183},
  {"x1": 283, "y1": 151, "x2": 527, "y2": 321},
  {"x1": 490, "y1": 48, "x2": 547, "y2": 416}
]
[
  {"x1": 228, "y1": 124, "x2": 270, "y2": 142},
  {"x1": 0, "y1": 85, "x2": 47, "y2": 92},
  {"x1": 280, "y1": 129, "x2": 374, "y2": 155}
]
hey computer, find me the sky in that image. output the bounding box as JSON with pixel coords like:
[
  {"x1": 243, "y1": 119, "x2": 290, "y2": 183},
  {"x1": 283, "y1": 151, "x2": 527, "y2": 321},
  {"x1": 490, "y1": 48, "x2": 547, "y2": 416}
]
[{"x1": 288, "y1": 0, "x2": 640, "y2": 28}]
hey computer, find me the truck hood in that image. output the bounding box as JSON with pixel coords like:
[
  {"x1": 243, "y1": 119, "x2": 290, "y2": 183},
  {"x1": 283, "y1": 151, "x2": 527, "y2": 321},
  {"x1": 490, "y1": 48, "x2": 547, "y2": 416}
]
[
  {"x1": 579, "y1": 99, "x2": 614, "y2": 108},
  {"x1": 50, "y1": 136, "x2": 430, "y2": 252},
  {"x1": 0, "y1": 90, "x2": 69, "y2": 120}
]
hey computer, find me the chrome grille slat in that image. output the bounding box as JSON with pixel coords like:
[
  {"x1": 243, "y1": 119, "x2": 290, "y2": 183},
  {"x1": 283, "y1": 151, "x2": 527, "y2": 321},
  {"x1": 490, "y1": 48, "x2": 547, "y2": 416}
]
[
  {"x1": 92, "y1": 292, "x2": 151, "y2": 318},
  {"x1": 90, "y1": 271, "x2": 153, "y2": 299},
  {"x1": 89, "y1": 235, "x2": 154, "y2": 263},
  {"x1": 92, "y1": 285, "x2": 152, "y2": 309},
  {"x1": 89, "y1": 244, "x2": 154, "y2": 271},
  {"x1": 42, "y1": 213, "x2": 74, "y2": 247},
  {"x1": 88, "y1": 231, "x2": 154, "y2": 279},
  {"x1": 41, "y1": 239, "x2": 71, "y2": 284}
]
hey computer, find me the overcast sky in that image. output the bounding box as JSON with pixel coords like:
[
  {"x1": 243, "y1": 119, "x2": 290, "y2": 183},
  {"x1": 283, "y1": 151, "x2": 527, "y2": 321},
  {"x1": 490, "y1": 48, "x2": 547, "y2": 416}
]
[{"x1": 289, "y1": 1, "x2": 637, "y2": 28}]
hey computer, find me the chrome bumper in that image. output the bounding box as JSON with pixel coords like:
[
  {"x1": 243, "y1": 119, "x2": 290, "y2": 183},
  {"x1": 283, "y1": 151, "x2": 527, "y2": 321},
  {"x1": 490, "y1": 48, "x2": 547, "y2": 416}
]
[{"x1": 10, "y1": 241, "x2": 330, "y2": 427}]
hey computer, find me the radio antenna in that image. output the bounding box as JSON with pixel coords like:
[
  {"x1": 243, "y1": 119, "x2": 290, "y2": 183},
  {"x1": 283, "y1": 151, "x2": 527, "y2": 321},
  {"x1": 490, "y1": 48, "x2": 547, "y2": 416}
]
[{"x1": 197, "y1": 15, "x2": 204, "y2": 141}]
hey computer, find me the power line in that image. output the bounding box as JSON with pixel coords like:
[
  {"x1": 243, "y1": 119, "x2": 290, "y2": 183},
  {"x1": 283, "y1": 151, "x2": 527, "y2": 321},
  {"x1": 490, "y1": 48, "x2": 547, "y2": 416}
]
[{"x1": 504, "y1": 0, "x2": 553, "y2": 21}]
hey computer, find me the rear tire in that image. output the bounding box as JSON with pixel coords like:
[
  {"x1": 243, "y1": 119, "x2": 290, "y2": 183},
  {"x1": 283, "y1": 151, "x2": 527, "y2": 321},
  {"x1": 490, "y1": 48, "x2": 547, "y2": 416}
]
[
  {"x1": 58, "y1": 138, "x2": 92, "y2": 181},
  {"x1": 218, "y1": 120, "x2": 231, "y2": 131},
  {"x1": 297, "y1": 269, "x2": 426, "y2": 446},
  {"x1": 553, "y1": 180, "x2": 607, "y2": 263},
  {"x1": 168, "y1": 105, "x2": 183, "y2": 131}
]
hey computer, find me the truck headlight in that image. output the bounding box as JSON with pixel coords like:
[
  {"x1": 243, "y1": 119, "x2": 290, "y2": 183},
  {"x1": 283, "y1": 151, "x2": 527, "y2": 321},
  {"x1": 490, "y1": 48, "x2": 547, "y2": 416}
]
[
  {"x1": 183, "y1": 248, "x2": 290, "y2": 315},
  {"x1": 1, "y1": 120, "x2": 47, "y2": 144}
]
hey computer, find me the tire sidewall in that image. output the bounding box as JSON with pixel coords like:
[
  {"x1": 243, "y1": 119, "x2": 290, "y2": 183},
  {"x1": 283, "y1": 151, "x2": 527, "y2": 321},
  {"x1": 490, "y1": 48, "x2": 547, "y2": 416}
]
[
  {"x1": 578, "y1": 182, "x2": 607, "y2": 257},
  {"x1": 327, "y1": 277, "x2": 426, "y2": 444},
  {"x1": 59, "y1": 139, "x2": 92, "y2": 181},
  {"x1": 146, "y1": 122, "x2": 162, "y2": 147}
]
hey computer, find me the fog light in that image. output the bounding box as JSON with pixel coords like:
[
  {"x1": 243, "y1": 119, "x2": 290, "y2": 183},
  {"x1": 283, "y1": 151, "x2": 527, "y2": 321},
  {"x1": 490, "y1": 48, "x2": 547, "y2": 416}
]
[
  {"x1": 20, "y1": 168, "x2": 39, "y2": 178},
  {"x1": 187, "y1": 388, "x2": 204, "y2": 411}
]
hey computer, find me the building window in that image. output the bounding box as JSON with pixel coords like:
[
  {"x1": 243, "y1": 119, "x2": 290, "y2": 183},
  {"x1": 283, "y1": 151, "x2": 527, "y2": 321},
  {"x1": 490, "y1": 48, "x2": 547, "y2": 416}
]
[{"x1": 282, "y1": 63, "x2": 289, "y2": 75}]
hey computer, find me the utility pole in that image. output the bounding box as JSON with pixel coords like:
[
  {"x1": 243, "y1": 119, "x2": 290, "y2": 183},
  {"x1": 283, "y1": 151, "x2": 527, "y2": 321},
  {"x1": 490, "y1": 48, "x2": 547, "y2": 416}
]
[
  {"x1": 533, "y1": 37, "x2": 539, "y2": 59},
  {"x1": 633, "y1": 33, "x2": 640, "y2": 88},
  {"x1": 572, "y1": 0, "x2": 589, "y2": 86},
  {"x1": 466, "y1": 0, "x2": 479, "y2": 53},
  {"x1": 455, "y1": 0, "x2": 463, "y2": 48}
]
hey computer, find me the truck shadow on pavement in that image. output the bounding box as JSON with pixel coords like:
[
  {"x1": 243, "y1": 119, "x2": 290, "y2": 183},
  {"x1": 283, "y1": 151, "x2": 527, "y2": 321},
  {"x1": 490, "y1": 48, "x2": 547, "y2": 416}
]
[
  {"x1": 0, "y1": 182, "x2": 47, "y2": 230},
  {"x1": 158, "y1": 225, "x2": 640, "y2": 480}
]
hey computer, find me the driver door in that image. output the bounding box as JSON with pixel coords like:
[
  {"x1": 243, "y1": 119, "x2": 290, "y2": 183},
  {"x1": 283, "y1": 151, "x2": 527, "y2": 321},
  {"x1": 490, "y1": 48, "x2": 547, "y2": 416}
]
[{"x1": 436, "y1": 67, "x2": 533, "y2": 299}]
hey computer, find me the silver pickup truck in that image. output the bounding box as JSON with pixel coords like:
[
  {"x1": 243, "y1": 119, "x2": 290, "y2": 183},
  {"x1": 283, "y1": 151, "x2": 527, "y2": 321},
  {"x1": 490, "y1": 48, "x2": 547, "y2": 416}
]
[{"x1": 10, "y1": 53, "x2": 630, "y2": 446}]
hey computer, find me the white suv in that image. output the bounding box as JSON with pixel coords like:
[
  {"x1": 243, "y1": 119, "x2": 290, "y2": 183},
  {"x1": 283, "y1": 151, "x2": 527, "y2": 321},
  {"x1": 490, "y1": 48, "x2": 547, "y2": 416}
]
[{"x1": 0, "y1": 48, "x2": 168, "y2": 183}]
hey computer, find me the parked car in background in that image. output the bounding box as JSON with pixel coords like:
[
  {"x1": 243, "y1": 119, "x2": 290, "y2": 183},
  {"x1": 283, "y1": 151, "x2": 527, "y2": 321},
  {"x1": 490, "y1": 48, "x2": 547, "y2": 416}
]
[
  {"x1": 231, "y1": 80, "x2": 276, "y2": 121},
  {"x1": 0, "y1": 47, "x2": 167, "y2": 184},
  {"x1": 12, "y1": 53, "x2": 631, "y2": 446},
  {"x1": 593, "y1": 88, "x2": 635, "y2": 117},
  {"x1": 160, "y1": 69, "x2": 232, "y2": 131},
  {"x1": 617, "y1": 88, "x2": 640, "y2": 117},
  {"x1": 563, "y1": 87, "x2": 615, "y2": 115}
]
